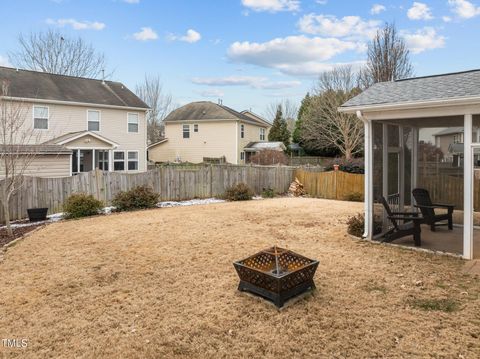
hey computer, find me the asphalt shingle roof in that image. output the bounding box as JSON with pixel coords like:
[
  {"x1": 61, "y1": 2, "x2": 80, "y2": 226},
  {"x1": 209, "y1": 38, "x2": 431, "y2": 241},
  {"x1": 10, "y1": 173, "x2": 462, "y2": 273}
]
[
  {"x1": 0, "y1": 66, "x2": 149, "y2": 109},
  {"x1": 164, "y1": 101, "x2": 269, "y2": 126},
  {"x1": 341, "y1": 70, "x2": 480, "y2": 108}
]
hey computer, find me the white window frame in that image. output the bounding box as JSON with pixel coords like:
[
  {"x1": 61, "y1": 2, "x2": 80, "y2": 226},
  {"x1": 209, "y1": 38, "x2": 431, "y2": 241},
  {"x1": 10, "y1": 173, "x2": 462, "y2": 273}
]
[
  {"x1": 240, "y1": 124, "x2": 245, "y2": 138},
  {"x1": 87, "y1": 109, "x2": 101, "y2": 132},
  {"x1": 113, "y1": 150, "x2": 126, "y2": 171},
  {"x1": 183, "y1": 124, "x2": 190, "y2": 139},
  {"x1": 260, "y1": 128, "x2": 265, "y2": 141},
  {"x1": 97, "y1": 150, "x2": 109, "y2": 171},
  {"x1": 33, "y1": 105, "x2": 49, "y2": 130},
  {"x1": 240, "y1": 151, "x2": 245, "y2": 161},
  {"x1": 194, "y1": 124, "x2": 199, "y2": 133},
  {"x1": 127, "y1": 112, "x2": 139, "y2": 133},
  {"x1": 127, "y1": 150, "x2": 139, "y2": 171}
]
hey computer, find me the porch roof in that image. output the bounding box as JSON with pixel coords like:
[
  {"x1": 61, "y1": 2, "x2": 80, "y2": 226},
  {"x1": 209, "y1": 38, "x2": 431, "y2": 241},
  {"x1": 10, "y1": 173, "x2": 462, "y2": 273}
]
[
  {"x1": 43, "y1": 131, "x2": 118, "y2": 148},
  {"x1": 339, "y1": 69, "x2": 480, "y2": 111}
]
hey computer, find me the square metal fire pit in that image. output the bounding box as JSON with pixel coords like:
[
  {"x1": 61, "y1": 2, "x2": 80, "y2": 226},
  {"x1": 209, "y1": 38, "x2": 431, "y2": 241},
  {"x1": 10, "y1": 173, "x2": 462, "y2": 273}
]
[{"x1": 233, "y1": 246, "x2": 319, "y2": 308}]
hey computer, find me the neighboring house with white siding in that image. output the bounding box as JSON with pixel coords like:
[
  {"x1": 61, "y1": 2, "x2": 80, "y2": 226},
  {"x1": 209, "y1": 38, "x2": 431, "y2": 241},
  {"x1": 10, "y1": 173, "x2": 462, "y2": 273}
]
[
  {"x1": 147, "y1": 102, "x2": 272, "y2": 164},
  {"x1": 0, "y1": 66, "x2": 149, "y2": 178}
]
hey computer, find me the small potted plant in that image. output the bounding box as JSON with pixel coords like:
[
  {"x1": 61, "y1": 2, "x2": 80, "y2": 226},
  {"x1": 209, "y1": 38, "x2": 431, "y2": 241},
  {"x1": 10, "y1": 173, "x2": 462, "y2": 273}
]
[{"x1": 27, "y1": 207, "x2": 48, "y2": 222}]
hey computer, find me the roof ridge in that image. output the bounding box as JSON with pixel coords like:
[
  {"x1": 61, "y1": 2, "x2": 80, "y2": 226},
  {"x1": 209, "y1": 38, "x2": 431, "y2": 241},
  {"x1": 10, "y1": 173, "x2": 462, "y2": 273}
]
[
  {"x1": 0, "y1": 65, "x2": 122, "y2": 84},
  {"x1": 395, "y1": 69, "x2": 480, "y2": 82}
]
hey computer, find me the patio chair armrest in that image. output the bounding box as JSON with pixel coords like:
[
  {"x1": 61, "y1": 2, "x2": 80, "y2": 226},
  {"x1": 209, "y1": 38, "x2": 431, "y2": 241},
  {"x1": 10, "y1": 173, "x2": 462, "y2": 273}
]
[
  {"x1": 391, "y1": 211, "x2": 419, "y2": 217},
  {"x1": 431, "y1": 203, "x2": 455, "y2": 209},
  {"x1": 388, "y1": 215, "x2": 422, "y2": 223},
  {"x1": 414, "y1": 204, "x2": 436, "y2": 209}
]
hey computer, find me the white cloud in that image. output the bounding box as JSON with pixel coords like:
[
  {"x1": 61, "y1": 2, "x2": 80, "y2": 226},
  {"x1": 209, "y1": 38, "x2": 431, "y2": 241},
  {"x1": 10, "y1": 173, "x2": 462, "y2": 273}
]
[
  {"x1": 316, "y1": 0, "x2": 328, "y2": 4},
  {"x1": 0, "y1": 55, "x2": 11, "y2": 67},
  {"x1": 370, "y1": 4, "x2": 386, "y2": 15},
  {"x1": 227, "y1": 35, "x2": 364, "y2": 76},
  {"x1": 407, "y1": 2, "x2": 433, "y2": 20},
  {"x1": 192, "y1": 76, "x2": 301, "y2": 89},
  {"x1": 241, "y1": 0, "x2": 300, "y2": 12},
  {"x1": 403, "y1": 27, "x2": 445, "y2": 54},
  {"x1": 167, "y1": 29, "x2": 201, "y2": 43},
  {"x1": 46, "y1": 18, "x2": 106, "y2": 30},
  {"x1": 132, "y1": 27, "x2": 158, "y2": 41},
  {"x1": 298, "y1": 14, "x2": 380, "y2": 40},
  {"x1": 123, "y1": 0, "x2": 140, "y2": 3},
  {"x1": 448, "y1": 0, "x2": 480, "y2": 18},
  {"x1": 442, "y1": 15, "x2": 452, "y2": 22}
]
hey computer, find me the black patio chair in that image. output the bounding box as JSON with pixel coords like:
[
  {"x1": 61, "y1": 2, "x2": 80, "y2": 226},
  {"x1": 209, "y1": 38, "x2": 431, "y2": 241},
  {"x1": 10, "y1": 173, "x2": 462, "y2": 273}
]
[
  {"x1": 412, "y1": 188, "x2": 454, "y2": 232},
  {"x1": 379, "y1": 196, "x2": 423, "y2": 246}
]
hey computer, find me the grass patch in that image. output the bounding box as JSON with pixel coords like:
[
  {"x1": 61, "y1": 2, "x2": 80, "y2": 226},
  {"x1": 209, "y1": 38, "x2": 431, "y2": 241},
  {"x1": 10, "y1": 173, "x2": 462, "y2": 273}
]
[{"x1": 408, "y1": 298, "x2": 459, "y2": 312}]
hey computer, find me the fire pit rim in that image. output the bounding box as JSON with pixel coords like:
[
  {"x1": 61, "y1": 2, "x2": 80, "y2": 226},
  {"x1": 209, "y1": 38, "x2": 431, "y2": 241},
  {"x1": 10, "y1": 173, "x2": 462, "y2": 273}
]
[{"x1": 233, "y1": 246, "x2": 319, "y2": 278}]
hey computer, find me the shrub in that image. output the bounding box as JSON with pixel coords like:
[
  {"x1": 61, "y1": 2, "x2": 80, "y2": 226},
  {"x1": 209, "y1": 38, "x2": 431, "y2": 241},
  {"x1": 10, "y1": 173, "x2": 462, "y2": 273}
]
[
  {"x1": 249, "y1": 149, "x2": 288, "y2": 166},
  {"x1": 63, "y1": 193, "x2": 103, "y2": 219},
  {"x1": 112, "y1": 186, "x2": 159, "y2": 211},
  {"x1": 345, "y1": 192, "x2": 363, "y2": 202},
  {"x1": 224, "y1": 183, "x2": 254, "y2": 201},
  {"x1": 261, "y1": 187, "x2": 275, "y2": 198},
  {"x1": 325, "y1": 157, "x2": 364, "y2": 174},
  {"x1": 347, "y1": 213, "x2": 382, "y2": 238}
]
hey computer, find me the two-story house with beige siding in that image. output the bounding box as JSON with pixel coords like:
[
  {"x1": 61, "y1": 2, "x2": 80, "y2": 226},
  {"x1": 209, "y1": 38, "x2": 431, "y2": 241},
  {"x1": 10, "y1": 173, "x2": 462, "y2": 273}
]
[
  {"x1": 0, "y1": 67, "x2": 149, "y2": 178},
  {"x1": 147, "y1": 102, "x2": 272, "y2": 164}
]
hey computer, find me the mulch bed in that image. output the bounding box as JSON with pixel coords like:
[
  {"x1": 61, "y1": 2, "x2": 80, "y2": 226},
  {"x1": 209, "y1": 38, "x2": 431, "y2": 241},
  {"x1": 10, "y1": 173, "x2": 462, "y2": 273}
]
[{"x1": 0, "y1": 223, "x2": 45, "y2": 247}]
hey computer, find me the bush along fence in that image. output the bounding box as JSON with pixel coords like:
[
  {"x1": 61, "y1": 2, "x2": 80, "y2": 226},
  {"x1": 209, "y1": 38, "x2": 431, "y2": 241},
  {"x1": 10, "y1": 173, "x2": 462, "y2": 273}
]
[
  {"x1": 294, "y1": 168, "x2": 365, "y2": 201},
  {"x1": 0, "y1": 164, "x2": 297, "y2": 222}
]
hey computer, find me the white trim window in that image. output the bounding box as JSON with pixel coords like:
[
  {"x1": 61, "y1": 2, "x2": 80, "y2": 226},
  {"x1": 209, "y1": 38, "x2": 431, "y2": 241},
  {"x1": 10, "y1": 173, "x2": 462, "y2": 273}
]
[
  {"x1": 240, "y1": 151, "x2": 245, "y2": 161},
  {"x1": 260, "y1": 128, "x2": 266, "y2": 141},
  {"x1": 128, "y1": 113, "x2": 139, "y2": 133},
  {"x1": 194, "y1": 124, "x2": 199, "y2": 132},
  {"x1": 127, "y1": 151, "x2": 139, "y2": 170},
  {"x1": 87, "y1": 110, "x2": 100, "y2": 131},
  {"x1": 113, "y1": 151, "x2": 125, "y2": 171},
  {"x1": 183, "y1": 124, "x2": 190, "y2": 139},
  {"x1": 240, "y1": 124, "x2": 245, "y2": 138},
  {"x1": 33, "y1": 105, "x2": 49, "y2": 130}
]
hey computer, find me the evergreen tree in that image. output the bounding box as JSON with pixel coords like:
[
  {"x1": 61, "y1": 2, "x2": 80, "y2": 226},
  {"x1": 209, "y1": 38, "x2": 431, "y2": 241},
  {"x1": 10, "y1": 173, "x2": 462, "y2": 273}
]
[
  {"x1": 268, "y1": 105, "x2": 291, "y2": 148},
  {"x1": 292, "y1": 93, "x2": 311, "y2": 144}
]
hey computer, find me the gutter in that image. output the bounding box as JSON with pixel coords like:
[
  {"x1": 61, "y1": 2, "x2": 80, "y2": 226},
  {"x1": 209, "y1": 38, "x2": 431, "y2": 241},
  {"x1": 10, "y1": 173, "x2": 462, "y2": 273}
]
[
  {"x1": 3, "y1": 96, "x2": 150, "y2": 112},
  {"x1": 338, "y1": 95, "x2": 480, "y2": 114}
]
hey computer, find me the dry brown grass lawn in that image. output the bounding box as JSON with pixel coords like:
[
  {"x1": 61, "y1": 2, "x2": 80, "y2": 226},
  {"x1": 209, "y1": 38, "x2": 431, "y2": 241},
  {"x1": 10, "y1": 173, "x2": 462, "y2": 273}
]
[{"x1": 0, "y1": 198, "x2": 479, "y2": 358}]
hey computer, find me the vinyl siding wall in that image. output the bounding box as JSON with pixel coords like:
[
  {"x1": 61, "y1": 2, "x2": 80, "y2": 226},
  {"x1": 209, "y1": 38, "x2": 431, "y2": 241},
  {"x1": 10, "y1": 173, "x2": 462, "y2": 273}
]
[
  {"x1": 149, "y1": 121, "x2": 238, "y2": 163},
  {"x1": 17, "y1": 101, "x2": 147, "y2": 172},
  {"x1": 0, "y1": 154, "x2": 71, "y2": 179},
  {"x1": 237, "y1": 121, "x2": 270, "y2": 164}
]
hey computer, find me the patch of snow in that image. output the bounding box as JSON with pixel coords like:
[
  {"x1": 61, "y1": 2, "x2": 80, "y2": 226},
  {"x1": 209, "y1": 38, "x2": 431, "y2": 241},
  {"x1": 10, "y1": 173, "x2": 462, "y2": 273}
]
[
  {"x1": 48, "y1": 212, "x2": 64, "y2": 222},
  {"x1": 157, "y1": 198, "x2": 225, "y2": 208},
  {"x1": 102, "y1": 206, "x2": 116, "y2": 214},
  {"x1": 252, "y1": 196, "x2": 263, "y2": 200}
]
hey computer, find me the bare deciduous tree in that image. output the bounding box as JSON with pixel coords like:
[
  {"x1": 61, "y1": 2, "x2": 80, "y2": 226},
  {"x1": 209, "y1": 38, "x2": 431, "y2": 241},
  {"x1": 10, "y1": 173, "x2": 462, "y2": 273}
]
[
  {"x1": 301, "y1": 66, "x2": 363, "y2": 160},
  {"x1": 135, "y1": 75, "x2": 176, "y2": 144},
  {"x1": 265, "y1": 99, "x2": 298, "y2": 134},
  {"x1": 360, "y1": 22, "x2": 414, "y2": 88},
  {"x1": 9, "y1": 30, "x2": 108, "y2": 79},
  {"x1": 0, "y1": 81, "x2": 40, "y2": 237}
]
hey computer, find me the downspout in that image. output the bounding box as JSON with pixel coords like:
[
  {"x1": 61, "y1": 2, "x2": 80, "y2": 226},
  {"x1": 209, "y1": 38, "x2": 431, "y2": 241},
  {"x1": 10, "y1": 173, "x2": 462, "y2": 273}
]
[{"x1": 356, "y1": 110, "x2": 373, "y2": 239}]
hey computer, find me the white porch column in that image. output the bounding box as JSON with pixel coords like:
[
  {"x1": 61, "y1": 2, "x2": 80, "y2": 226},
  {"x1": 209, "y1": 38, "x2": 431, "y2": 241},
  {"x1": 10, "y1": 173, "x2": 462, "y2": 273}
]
[
  {"x1": 92, "y1": 149, "x2": 95, "y2": 171},
  {"x1": 363, "y1": 118, "x2": 373, "y2": 239},
  {"x1": 464, "y1": 114, "x2": 473, "y2": 259},
  {"x1": 77, "y1": 149, "x2": 80, "y2": 173},
  {"x1": 411, "y1": 128, "x2": 419, "y2": 205}
]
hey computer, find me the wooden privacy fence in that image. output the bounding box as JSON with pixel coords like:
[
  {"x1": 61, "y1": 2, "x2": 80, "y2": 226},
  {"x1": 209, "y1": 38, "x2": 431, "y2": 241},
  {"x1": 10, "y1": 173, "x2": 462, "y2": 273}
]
[
  {"x1": 295, "y1": 169, "x2": 364, "y2": 200},
  {"x1": 418, "y1": 174, "x2": 465, "y2": 210},
  {"x1": 0, "y1": 164, "x2": 297, "y2": 222}
]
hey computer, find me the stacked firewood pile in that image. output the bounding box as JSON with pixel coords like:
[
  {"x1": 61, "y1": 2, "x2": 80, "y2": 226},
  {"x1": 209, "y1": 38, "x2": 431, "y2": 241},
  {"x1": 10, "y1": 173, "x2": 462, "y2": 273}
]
[{"x1": 288, "y1": 178, "x2": 305, "y2": 197}]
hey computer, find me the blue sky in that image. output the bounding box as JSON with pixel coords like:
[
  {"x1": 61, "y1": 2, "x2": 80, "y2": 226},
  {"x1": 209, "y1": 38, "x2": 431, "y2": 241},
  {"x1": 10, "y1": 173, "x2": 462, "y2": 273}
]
[{"x1": 0, "y1": 0, "x2": 480, "y2": 118}]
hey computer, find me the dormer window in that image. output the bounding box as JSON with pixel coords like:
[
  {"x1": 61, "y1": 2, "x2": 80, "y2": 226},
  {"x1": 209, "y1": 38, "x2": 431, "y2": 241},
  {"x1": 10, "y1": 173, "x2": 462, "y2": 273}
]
[
  {"x1": 87, "y1": 110, "x2": 100, "y2": 131},
  {"x1": 33, "y1": 106, "x2": 49, "y2": 129}
]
